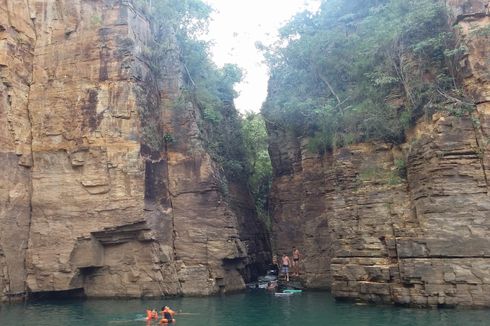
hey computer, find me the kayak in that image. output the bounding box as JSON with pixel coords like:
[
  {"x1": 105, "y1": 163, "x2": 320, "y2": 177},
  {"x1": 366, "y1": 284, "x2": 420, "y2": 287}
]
[{"x1": 283, "y1": 289, "x2": 302, "y2": 294}]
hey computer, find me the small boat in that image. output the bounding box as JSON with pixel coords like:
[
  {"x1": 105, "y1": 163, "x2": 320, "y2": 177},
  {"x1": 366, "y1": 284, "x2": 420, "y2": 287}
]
[
  {"x1": 283, "y1": 289, "x2": 302, "y2": 294},
  {"x1": 274, "y1": 292, "x2": 293, "y2": 297}
]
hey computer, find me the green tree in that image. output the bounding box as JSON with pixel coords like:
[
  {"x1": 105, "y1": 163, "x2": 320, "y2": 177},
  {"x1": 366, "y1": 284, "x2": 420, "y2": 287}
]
[
  {"x1": 262, "y1": 0, "x2": 473, "y2": 152},
  {"x1": 242, "y1": 112, "x2": 273, "y2": 227},
  {"x1": 133, "y1": 0, "x2": 247, "y2": 180}
]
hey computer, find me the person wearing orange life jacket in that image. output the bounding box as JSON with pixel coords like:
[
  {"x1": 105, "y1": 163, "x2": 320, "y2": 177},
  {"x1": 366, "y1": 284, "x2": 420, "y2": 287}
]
[
  {"x1": 146, "y1": 309, "x2": 153, "y2": 321},
  {"x1": 159, "y1": 304, "x2": 176, "y2": 324},
  {"x1": 146, "y1": 308, "x2": 159, "y2": 323},
  {"x1": 152, "y1": 309, "x2": 159, "y2": 320}
]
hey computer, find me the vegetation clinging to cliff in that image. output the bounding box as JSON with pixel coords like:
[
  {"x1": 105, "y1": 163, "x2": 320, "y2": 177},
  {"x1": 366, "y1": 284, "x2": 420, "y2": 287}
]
[
  {"x1": 242, "y1": 113, "x2": 273, "y2": 227},
  {"x1": 146, "y1": 0, "x2": 243, "y2": 119},
  {"x1": 135, "y1": 0, "x2": 240, "y2": 116},
  {"x1": 134, "y1": 0, "x2": 248, "y2": 177},
  {"x1": 261, "y1": 0, "x2": 473, "y2": 153}
]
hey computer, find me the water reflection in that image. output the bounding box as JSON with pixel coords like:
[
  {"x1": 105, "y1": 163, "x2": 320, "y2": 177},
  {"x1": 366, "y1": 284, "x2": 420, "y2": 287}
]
[{"x1": 0, "y1": 291, "x2": 489, "y2": 326}]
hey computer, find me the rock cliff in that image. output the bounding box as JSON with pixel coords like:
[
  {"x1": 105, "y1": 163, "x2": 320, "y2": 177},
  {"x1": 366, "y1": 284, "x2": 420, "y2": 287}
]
[
  {"x1": 0, "y1": 0, "x2": 269, "y2": 302},
  {"x1": 268, "y1": 0, "x2": 490, "y2": 307},
  {"x1": 0, "y1": 0, "x2": 34, "y2": 302}
]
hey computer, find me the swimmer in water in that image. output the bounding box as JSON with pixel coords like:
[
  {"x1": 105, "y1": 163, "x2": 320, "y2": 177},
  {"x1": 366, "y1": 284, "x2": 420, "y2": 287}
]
[{"x1": 159, "y1": 304, "x2": 176, "y2": 324}]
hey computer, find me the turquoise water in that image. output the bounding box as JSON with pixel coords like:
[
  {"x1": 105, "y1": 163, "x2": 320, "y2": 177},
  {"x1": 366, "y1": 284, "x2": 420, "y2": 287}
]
[{"x1": 1, "y1": 291, "x2": 489, "y2": 326}]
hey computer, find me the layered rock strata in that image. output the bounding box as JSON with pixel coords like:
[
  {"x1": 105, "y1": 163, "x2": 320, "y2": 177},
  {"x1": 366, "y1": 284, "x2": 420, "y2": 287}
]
[
  {"x1": 0, "y1": 0, "x2": 35, "y2": 302},
  {"x1": 0, "y1": 0, "x2": 269, "y2": 301},
  {"x1": 268, "y1": 0, "x2": 490, "y2": 307},
  {"x1": 269, "y1": 116, "x2": 490, "y2": 307}
]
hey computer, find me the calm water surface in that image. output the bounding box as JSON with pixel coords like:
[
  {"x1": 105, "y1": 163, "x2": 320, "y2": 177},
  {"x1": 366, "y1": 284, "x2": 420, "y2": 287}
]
[{"x1": 0, "y1": 291, "x2": 489, "y2": 326}]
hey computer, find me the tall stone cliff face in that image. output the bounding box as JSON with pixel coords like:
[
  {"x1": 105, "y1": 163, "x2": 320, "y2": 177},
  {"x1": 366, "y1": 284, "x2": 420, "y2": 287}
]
[
  {"x1": 268, "y1": 0, "x2": 490, "y2": 307},
  {"x1": 0, "y1": 0, "x2": 35, "y2": 301},
  {"x1": 0, "y1": 0, "x2": 269, "y2": 302}
]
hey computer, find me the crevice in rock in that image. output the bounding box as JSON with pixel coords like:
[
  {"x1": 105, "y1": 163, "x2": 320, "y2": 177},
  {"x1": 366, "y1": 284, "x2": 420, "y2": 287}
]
[
  {"x1": 452, "y1": 12, "x2": 490, "y2": 25},
  {"x1": 0, "y1": 245, "x2": 12, "y2": 301},
  {"x1": 387, "y1": 204, "x2": 402, "y2": 283},
  {"x1": 168, "y1": 188, "x2": 219, "y2": 198},
  {"x1": 29, "y1": 288, "x2": 86, "y2": 301},
  {"x1": 163, "y1": 147, "x2": 178, "y2": 281},
  {"x1": 21, "y1": 172, "x2": 33, "y2": 301},
  {"x1": 471, "y1": 111, "x2": 490, "y2": 189},
  {"x1": 17, "y1": 0, "x2": 37, "y2": 301}
]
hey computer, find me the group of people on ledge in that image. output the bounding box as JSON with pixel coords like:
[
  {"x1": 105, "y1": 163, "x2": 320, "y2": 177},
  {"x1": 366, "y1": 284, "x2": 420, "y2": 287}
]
[
  {"x1": 145, "y1": 305, "x2": 176, "y2": 324},
  {"x1": 272, "y1": 246, "x2": 301, "y2": 282}
]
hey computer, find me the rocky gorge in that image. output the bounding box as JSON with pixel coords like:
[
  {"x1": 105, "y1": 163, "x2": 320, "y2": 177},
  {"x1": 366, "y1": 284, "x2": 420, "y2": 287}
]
[
  {"x1": 1, "y1": 0, "x2": 489, "y2": 310},
  {"x1": 267, "y1": 0, "x2": 490, "y2": 307},
  {"x1": 0, "y1": 0, "x2": 270, "y2": 301}
]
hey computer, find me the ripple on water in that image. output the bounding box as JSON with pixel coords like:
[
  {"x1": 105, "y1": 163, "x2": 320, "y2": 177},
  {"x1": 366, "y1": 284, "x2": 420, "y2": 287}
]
[{"x1": 1, "y1": 292, "x2": 489, "y2": 326}]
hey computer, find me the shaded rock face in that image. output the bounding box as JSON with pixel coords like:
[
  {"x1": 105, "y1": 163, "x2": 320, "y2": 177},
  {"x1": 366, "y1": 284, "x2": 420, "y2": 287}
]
[
  {"x1": 268, "y1": 0, "x2": 490, "y2": 307},
  {"x1": 0, "y1": 0, "x2": 269, "y2": 301}
]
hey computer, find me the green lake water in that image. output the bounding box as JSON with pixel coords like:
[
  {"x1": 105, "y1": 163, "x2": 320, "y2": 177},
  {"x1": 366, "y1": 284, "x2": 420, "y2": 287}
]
[{"x1": 1, "y1": 291, "x2": 489, "y2": 326}]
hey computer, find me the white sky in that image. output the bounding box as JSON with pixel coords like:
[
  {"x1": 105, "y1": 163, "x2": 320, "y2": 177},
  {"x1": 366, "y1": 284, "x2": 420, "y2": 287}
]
[{"x1": 204, "y1": 0, "x2": 321, "y2": 113}]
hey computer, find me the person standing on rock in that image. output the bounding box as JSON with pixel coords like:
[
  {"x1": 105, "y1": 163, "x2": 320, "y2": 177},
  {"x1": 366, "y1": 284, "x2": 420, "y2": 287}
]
[
  {"x1": 292, "y1": 246, "x2": 301, "y2": 276},
  {"x1": 281, "y1": 253, "x2": 290, "y2": 282}
]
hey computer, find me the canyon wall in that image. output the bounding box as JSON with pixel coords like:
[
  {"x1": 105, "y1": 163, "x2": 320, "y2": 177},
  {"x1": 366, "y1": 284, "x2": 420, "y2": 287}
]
[
  {"x1": 0, "y1": 0, "x2": 269, "y2": 302},
  {"x1": 0, "y1": 0, "x2": 35, "y2": 301},
  {"x1": 268, "y1": 0, "x2": 490, "y2": 307}
]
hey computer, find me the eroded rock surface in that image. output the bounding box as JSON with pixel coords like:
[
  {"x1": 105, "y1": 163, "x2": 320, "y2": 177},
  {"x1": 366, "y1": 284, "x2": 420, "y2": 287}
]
[
  {"x1": 0, "y1": 0, "x2": 269, "y2": 301},
  {"x1": 268, "y1": 0, "x2": 490, "y2": 307},
  {"x1": 269, "y1": 115, "x2": 490, "y2": 307},
  {"x1": 0, "y1": 0, "x2": 34, "y2": 301}
]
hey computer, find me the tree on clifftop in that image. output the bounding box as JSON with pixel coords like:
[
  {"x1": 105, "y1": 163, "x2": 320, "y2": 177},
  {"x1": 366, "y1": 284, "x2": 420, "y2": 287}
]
[{"x1": 261, "y1": 0, "x2": 473, "y2": 153}]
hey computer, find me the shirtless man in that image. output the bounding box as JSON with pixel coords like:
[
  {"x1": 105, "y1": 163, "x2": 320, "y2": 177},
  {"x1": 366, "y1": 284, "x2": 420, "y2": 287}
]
[
  {"x1": 281, "y1": 253, "x2": 290, "y2": 282},
  {"x1": 292, "y1": 246, "x2": 301, "y2": 276}
]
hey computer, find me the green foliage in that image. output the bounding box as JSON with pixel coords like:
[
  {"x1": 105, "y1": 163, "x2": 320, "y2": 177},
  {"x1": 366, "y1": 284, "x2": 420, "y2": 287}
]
[
  {"x1": 262, "y1": 0, "x2": 475, "y2": 153},
  {"x1": 134, "y1": 0, "x2": 211, "y2": 38},
  {"x1": 133, "y1": 0, "x2": 247, "y2": 185},
  {"x1": 357, "y1": 160, "x2": 405, "y2": 186},
  {"x1": 394, "y1": 158, "x2": 407, "y2": 179},
  {"x1": 205, "y1": 102, "x2": 250, "y2": 183},
  {"x1": 133, "y1": 0, "x2": 210, "y2": 151},
  {"x1": 203, "y1": 106, "x2": 222, "y2": 123},
  {"x1": 241, "y1": 113, "x2": 273, "y2": 227},
  {"x1": 90, "y1": 14, "x2": 102, "y2": 27},
  {"x1": 135, "y1": 0, "x2": 246, "y2": 182},
  {"x1": 134, "y1": 74, "x2": 165, "y2": 151},
  {"x1": 358, "y1": 165, "x2": 385, "y2": 182},
  {"x1": 387, "y1": 173, "x2": 404, "y2": 185},
  {"x1": 163, "y1": 133, "x2": 174, "y2": 144},
  {"x1": 469, "y1": 25, "x2": 490, "y2": 37}
]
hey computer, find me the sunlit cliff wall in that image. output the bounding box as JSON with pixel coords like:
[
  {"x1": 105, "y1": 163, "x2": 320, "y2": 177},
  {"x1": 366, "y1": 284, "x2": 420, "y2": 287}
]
[
  {"x1": 0, "y1": 0, "x2": 35, "y2": 301},
  {"x1": 0, "y1": 0, "x2": 269, "y2": 301},
  {"x1": 267, "y1": 0, "x2": 490, "y2": 307}
]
